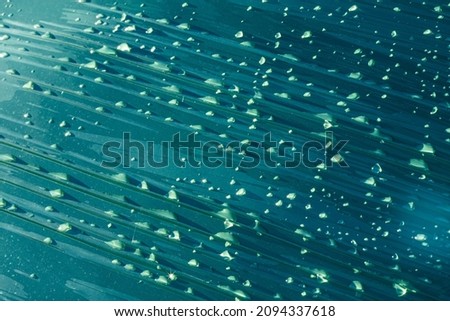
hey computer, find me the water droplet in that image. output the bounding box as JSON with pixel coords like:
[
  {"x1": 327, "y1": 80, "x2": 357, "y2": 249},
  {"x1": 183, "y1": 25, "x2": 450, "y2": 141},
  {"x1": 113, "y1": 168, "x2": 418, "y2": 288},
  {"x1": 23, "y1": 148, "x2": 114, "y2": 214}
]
[
  {"x1": 301, "y1": 31, "x2": 312, "y2": 39},
  {"x1": 168, "y1": 189, "x2": 178, "y2": 201},
  {"x1": 414, "y1": 234, "x2": 427, "y2": 241},
  {"x1": 49, "y1": 189, "x2": 64, "y2": 198},
  {"x1": 188, "y1": 259, "x2": 199, "y2": 267},
  {"x1": 105, "y1": 239, "x2": 125, "y2": 251},
  {"x1": 43, "y1": 237, "x2": 54, "y2": 245},
  {"x1": 96, "y1": 45, "x2": 116, "y2": 55},
  {"x1": 235, "y1": 31, "x2": 244, "y2": 38},
  {"x1": 117, "y1": 43, "x2": 131, "y2": 52},
  {"x1": 57, "y1": 223, "x2": 72, "y2": 233}
]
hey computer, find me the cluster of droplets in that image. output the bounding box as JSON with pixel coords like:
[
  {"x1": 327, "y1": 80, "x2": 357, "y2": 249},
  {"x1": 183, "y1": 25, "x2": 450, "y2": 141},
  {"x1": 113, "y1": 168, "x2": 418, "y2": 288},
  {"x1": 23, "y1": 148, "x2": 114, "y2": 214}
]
[{"x1": 0, "y1": 0, "x2": 448, "y2": 300}]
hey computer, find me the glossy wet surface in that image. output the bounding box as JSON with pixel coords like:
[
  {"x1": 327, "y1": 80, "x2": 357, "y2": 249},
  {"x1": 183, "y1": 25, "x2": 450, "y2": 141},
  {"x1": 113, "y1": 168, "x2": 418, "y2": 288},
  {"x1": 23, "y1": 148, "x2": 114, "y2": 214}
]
[{"x1": 0, "y1": 0, "x2": 449, "y2": 300}]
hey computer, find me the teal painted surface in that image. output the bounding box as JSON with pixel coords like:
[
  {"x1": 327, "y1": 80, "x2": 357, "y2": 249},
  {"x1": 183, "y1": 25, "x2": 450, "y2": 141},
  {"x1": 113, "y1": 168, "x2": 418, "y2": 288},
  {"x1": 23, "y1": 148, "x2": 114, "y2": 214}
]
[{"x1": 0, "y1": 0, "x2": 449, "y2": 300}]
